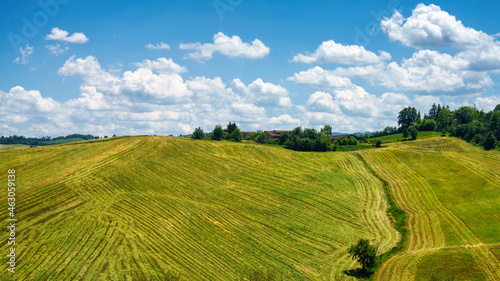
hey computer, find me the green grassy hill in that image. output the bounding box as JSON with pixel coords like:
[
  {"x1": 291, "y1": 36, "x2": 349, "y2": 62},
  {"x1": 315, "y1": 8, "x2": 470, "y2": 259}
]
[
  {"x1": 1, "y1": 136, "x2": 498, "y2": 280},
  {"x1": 361, "y1": 137, "x2": 500, "y2": 280},
  {"x1": 0, "y1": 136, "x2": 398, "y2": 280},
  {"x1": 371, "y1": 131, "x2": 442, "y2": 143}
]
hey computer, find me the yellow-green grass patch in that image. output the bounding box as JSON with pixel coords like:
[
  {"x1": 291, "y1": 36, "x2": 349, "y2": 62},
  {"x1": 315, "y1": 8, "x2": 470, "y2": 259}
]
[
  {"x1": 415, "y1": 247, "x2": 486, "y2": 280},
  {"x1": 0, "y1": 136, "x2": 398, "y2": 280}
]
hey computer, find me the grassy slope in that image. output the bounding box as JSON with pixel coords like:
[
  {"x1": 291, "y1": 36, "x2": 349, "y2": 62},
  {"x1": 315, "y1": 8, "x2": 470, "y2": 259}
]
[
  {"x1": 372, "y1": 131, "x2": 442, "y2": 143},
  {"x1": 361, "y1": 137, "x2": 500, "y2": 280},
  {"x1": 0, "y1": 144, "x2": 29, "y2": 150},
  {"x1": 38, "y1": 137, "x2": 86, "y2": 145},
  {"x1": 0, "y1": 136, "x2": 398, "y2": 280}
]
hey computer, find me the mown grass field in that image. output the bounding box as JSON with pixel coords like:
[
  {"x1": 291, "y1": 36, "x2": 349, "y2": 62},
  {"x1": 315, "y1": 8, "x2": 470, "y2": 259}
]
[
  {"x1": 38, "y1": 137, "x2": 86, "y2": 146},
  {"x1": 1, "y1": 135, "x2": 498, "y2": 280},
  {"x1": 0, "y1": 136, "x2": 399, "y2": 280},
  {"x1": 360, "y1": 137, "x2": 500, "y2": 280},
  {"x1": 371, "y1": 131, "x2": 442, "y2": 143},
  {"x1": 0, "y1": 144, "x2": 29, "y2": 150}
]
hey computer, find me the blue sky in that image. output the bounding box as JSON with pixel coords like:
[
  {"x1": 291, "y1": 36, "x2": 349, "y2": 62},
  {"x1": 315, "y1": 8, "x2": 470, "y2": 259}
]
[{"x1": 1, "y1": 0, "x2": 500, "y2": 137}]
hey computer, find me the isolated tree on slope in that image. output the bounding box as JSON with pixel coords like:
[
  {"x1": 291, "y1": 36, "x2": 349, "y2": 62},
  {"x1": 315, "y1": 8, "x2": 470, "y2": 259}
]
[{"x1": 347, "y1": 239, "x2": 377, "y2": 271}]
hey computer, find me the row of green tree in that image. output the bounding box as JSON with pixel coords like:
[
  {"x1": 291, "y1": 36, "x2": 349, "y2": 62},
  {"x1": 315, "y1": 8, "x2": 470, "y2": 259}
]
[
  {"x1": 192, "y1": 123, "x2": 373, "y2": 152},
  {"x1": 397, "y1": 104, "x2": 500, "y2": 149},
  {"x1": 278, "y1": 126, "x2": 333, "y2": 151},
  {"x1": 373, "y1": 103, "x2": 500, "y2": 150},
  {"x1": 192, "y1": 122, "x2": 244, "y2": 141},
  {"x1": 0, "y1": 134, "x2": 101, "y2": 145}
]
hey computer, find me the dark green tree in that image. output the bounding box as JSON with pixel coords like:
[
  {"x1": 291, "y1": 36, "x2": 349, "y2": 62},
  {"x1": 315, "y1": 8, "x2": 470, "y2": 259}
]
[
  {"x1": 453, "y1": 106, "x2": 477, "y2": 125},
  {"x1": 212, "y1": 125, "x2": 223, "y2": 140},
  {"x1": 398, "y1": 107, "x2": 418, "y2": 129},
  {"x1": 403, "y1": 128, "x2": 409, "y2": 140},
  {"x1": 320, "y1": 125, "x2": 332, "y2": 136},
  {"x1": 225, "y1": 122, "x2": 237, "y2": 134},
  {"x1": 483, "y1": 131, "x2": 497, "y2": 150},
  {"x1": 278, "y1": 131, "x2": 290, "y2": 145},
  {"x1": 254, "y1": 130, "x2": 267, "y2": 144},
  {"x1": 375, "y1": 140, "x2": 382, "y2": 147},
  {"x1": 222, "y1": 131, "x2": 231, "y2": 140},
  {"x1": 192, "y1": 127, "x2": 204, "y2": 139},
  {"x1": 409, "y1": 126, "x2": 418, "y2": 140},
  {"x1": 429, "y1": 103, "x2": 438, "y2": 119},
  {"x1": 347, "y1": 239, "x2": 377, "y2": 271},
  {"x1": 231, "y1": 127, "x2": 243, "y2": 142},
  {"x1": 494, "y1": 104, "x2": 500, "y2": 112},
  {"x1": 435, "y1": 108, "x2": 452, "y2": 131}
]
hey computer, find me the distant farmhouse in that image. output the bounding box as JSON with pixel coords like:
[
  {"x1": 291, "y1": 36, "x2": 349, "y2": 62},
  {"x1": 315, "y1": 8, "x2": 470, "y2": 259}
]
[{"x1": 264, "y1": 130, "x2": 288, "y2": 139}]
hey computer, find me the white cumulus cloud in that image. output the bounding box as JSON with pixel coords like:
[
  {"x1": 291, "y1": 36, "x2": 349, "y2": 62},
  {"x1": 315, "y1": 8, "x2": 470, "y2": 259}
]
[
  {"x1": 180, "y1": 32, "x2": 270, "y2": 62},
  {"x1": 381, "y1": 4, "x2": 489, "y2": 49},
  {"x1": 292, "y1": 40, "x2": 391, "y2": 65},
  {"x1": 133, "y1": 58, "x2": 187, "y2": 74},
  {"x1": 287, "y1": 66, "x2": 354, "y2": 89},
  {"x1": 145, "y1": 42, "x2": 171, "y2": 50},
  {"x1": 45, "y1": 27, "x2": 89, "y2": 44}
]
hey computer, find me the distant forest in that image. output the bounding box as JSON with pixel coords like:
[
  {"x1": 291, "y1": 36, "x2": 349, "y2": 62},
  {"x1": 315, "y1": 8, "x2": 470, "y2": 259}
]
[
  {"x1": 0, "y1": 134, "x2": 100, "y2": 146},
  {"x1": 373, "y1": 103, "x2": 500, "y2": 150}
]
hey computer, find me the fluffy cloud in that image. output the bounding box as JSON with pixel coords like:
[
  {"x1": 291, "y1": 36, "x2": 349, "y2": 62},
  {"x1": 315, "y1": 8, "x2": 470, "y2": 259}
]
[
  {"x1": 328, "y1": 50, "x2": 492, "y2": 93},
  {"x1": 232, "y1": 78, "x2": 292, "y2": 107},
  {"x1": 13, "y1": 44, "x2": 34, "y2": 64},
  {"x1": 381, "y1": 4, "x2": 489, "y2": 49},
  {"x1": 292, "y1": 40, "x2": 391, "y2": 65},
  {"x1": 45, "y1": 27, "x2": 89, "y2": 44},
  {"x1": 58, "y1": 56, "x2": 121, "y2": 94},
  {"x1": 381, "y1": 4, "x2": 500, "y2": 71},
  {"x1": 46, "y1": 44, "x2": 69, "y2": 56},
  {"x1": 1, "y1": 86, "x2": 59, "y2": 114},
  {"x1": 120, "y1": 69, "x2": 191, "y2": 103},
  {"x1": 287, "y1": 66, "x2": 354, "y2": 89},
  {"x1": 180, "y1": 32, "x2": 270, "y2": 61},
  {"x1": 145, "y1": 42, "x2": 171, "y2": 50},
  {"x1": 305, "y1": 86, "x2": 412, "y2": 131},
  {"x1": 49, "y1": 55, "x2": 287, "y2": 135},
  {"x1": 133, "y1": 58, "x2": 187, "y2": 74}
]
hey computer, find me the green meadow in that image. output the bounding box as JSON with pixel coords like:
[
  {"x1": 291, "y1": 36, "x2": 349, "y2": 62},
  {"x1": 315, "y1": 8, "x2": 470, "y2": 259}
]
[{"x1": 0, "y1": 135, "x2": 498, "y2": 280}]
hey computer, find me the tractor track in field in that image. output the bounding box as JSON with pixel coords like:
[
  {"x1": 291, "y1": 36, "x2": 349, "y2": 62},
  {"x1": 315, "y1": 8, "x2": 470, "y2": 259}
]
[{"x1": 362, "y1": 141, "x2": 500, "y2": 281}]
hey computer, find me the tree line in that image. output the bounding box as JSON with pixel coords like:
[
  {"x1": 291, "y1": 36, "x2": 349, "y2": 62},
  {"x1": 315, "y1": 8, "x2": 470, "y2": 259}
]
[
  {"x1": 0, "y1": 134, "x2": 101, "y2": 145},
  {"x1": 373, "y1": 103, "x2": 500, "y2": 150},
  {"x1": 192, "y1": 123, "x2": 368, "y2": 152}
]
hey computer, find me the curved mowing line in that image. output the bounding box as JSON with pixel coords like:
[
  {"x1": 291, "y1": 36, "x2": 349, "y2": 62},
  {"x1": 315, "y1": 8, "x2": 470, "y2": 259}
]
[{"x1": 366, "y1": 148, "x2": 500, "y2": 280}]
